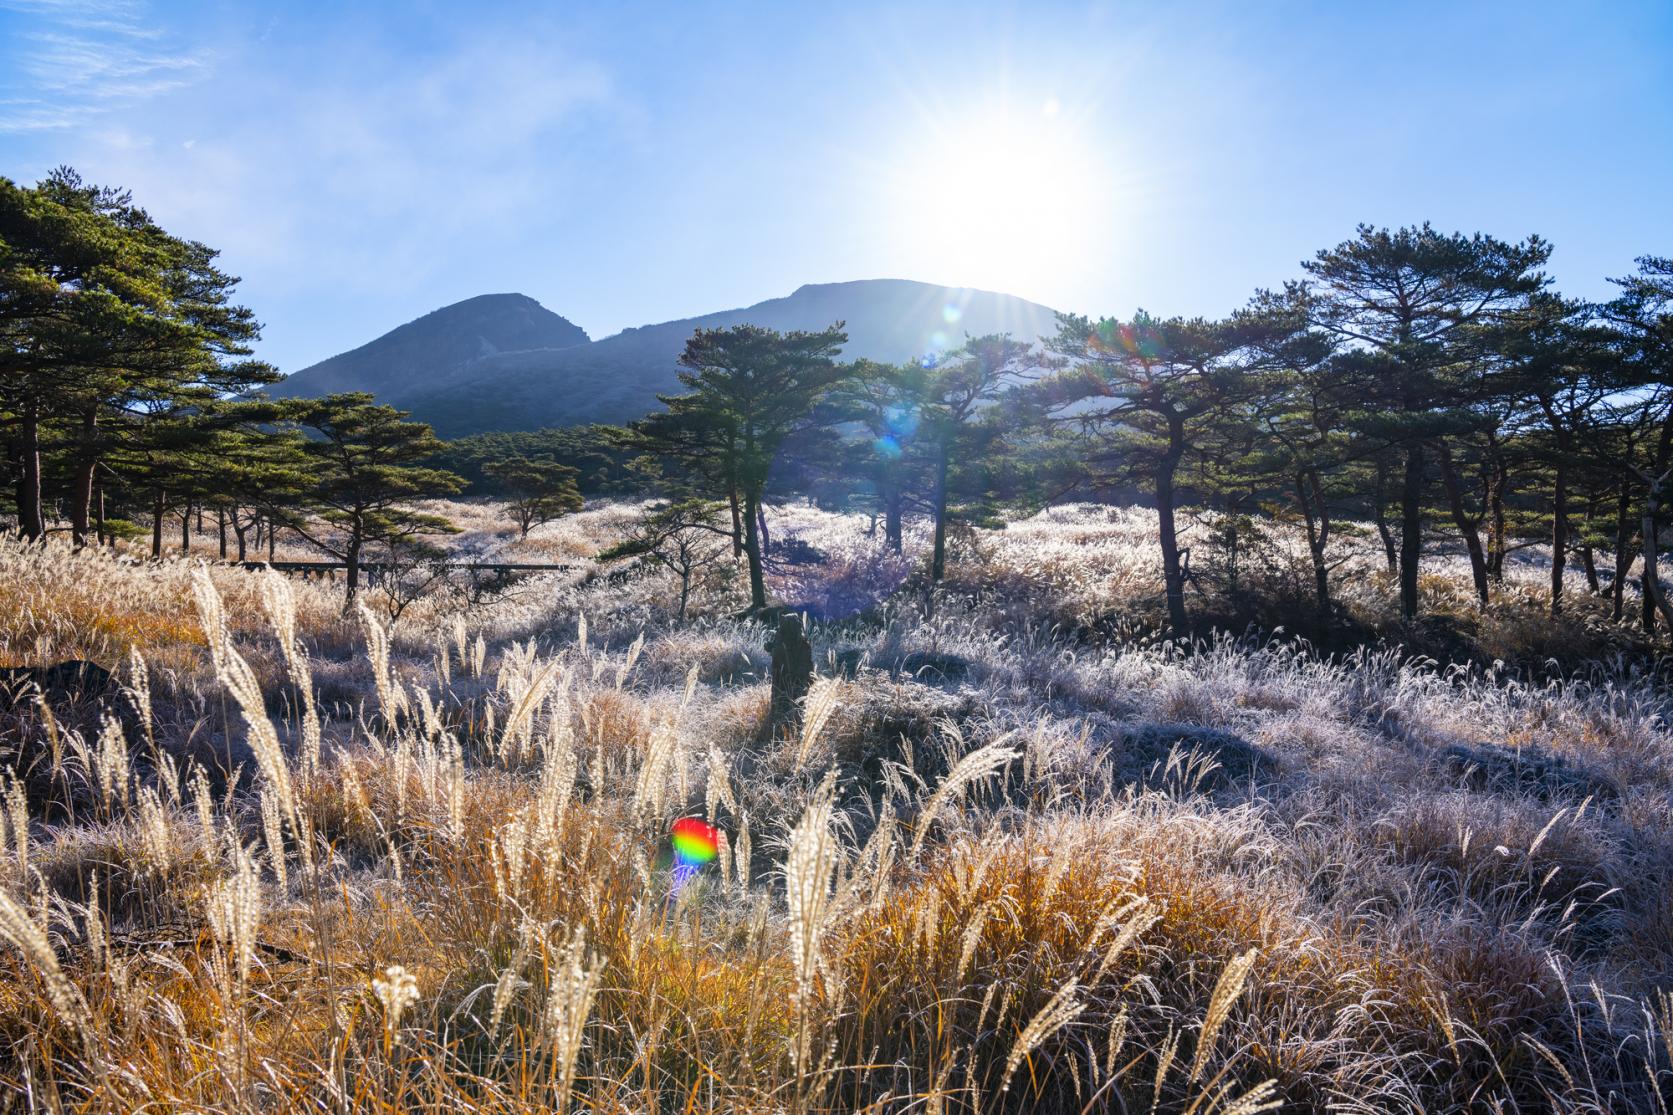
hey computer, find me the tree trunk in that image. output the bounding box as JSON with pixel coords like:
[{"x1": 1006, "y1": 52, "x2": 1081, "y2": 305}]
[
  {"x1": 179, "y1": 506, "x2": 191, "y2": 554},
  {"x1": 1550, "y1": 459, "x2": 1568, "y2": 616},
  {"x1": 1222, "y1": 510, "x2": 1241, "y2": 597},
  {"x1": 344, "y1": 525, "x2": 363, "y2": 608},
  {"x1": 884, "y1": 486, "x2": 903, "y2": 554},
  {"x1": 16, "y1": 403, "x2": 45, "y2": 542},
  {"x1": 1296, "y1": 471, "x2": 1332, "y2": 619},
  {"x1": 1399, "y1": 443, "x2": 1424, "y2": 621},
  {"x1": 1485, "y1": 432, "x2": 1507, "y2": 582},
  {"x1": 69, "y1": 406, "x2": 97, "y2": 548},
  {"x1": 740, "y1": 488, "x2": 767, "y2": 611},
  {"x1": 94, "y1": 482, "x2": 106, "y2": 547},
  {"x1": 1373, "y1": 458, "x2": 1398, "y2": 574},
  {"x1": 1157, "y1": 421, "x2": 1189, "y2": 634},
  {"x1": 1645, "y1": 417, "x2": 1673, "y2": 633},
  {"x1": 1639, "y1": 476, "x2": 1673, "y2": 634},
  {"x1": 218, "y1": 509, "x2": 228, "y2": 560},
  {"x1": 268, "y1": 522, "x2": 277, "y2": 560},
  {"x1": 151, "y1": 488, "x2": 165, "y2": 559},
  {"x1": 757, "y1": 504, "x2": 770, "y2": 558},
  {"x1": 1614, "y1": 485, "x2": 1633, "y2": 622},
  {"x1": 728, "y1": 489, "x2": 743, "y2": 558},
  {"x1": 1437, "y1": 445, "x2": 1490, "y2": 610},
  {"x1": 234, "y1": 517, "x2": 248, "y2": 562},
  {"x1": 930, "y1": 445, "x2": 950, "y2": 583},
  {"x1": 1646, "y1": 514, "x2": 1658, "y2": 636},
  {"x1": 1579, "y1": 499, "x2": 1599, "y2": 594}
]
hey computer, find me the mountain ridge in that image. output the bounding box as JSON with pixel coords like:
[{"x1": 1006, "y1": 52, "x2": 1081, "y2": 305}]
[
  {"x1": 271, "y1": 280, "x2": 1062, "y2": 437},
  {"x1": 268, "y1": 293, "x2": 592, "y2": 406}
]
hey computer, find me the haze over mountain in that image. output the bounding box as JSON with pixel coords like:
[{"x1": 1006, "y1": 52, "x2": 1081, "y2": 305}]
[{"x1": 271, "y1": 280, "x2": 1061, "y2": 437}]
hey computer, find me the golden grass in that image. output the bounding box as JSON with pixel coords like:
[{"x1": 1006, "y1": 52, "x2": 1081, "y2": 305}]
[{"x1": 0, "y1": 508, "x2": 1669, "y2": 1112}]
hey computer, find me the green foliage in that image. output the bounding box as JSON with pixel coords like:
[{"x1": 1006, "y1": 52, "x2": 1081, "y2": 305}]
[
  {"x1": 614, "y1": 322, "x2": 851, "y2": 610},
  {"x1": 820, "y1": 359, "x2": 931, "y2": 551},
  {"x1": 285, "y1": 393, "x2": 463, "y2": 603},
  {"x1": 0, "y1": 167, "x2": 276, "y2": 546},
  {"x1": 1290, "y1": 223, "x2": 1553, "y2": 619},
  {"x1": 597, "y1": 500, "x2": 730, "y2": 621},
  {"x1": 1041, "y1": 312, "x2": 1265, "y2": 630},
  {"x1": 911, "y1": 335, "x2": 1039, "y2": 582},
  {"x1": 427, "y1": 426, "x2": 636, "y2": 497},
  {"x1": 8, "y1": 167, "x2": 1673, "y2": 651},
  {"x1": 483, "y1": 455, "x2": 583, "y2": 538}
]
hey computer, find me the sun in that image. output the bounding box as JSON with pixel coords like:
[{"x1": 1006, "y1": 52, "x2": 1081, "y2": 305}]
[{"x1": 884, "y1": 96, "x2": 1111, "y2": 298}]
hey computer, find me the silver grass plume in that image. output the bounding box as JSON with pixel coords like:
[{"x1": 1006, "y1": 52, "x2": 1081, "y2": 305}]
[
  {"x1": 785, "y1": 772, "x2": 840, "y2": 1079},
  {"x1": 543, "y1": 923, "x2": 605, "y2": 1112},
  {"x1": 1189, "y1": 947, "x2": 1258, "y2": 1083},
  {"x1": 0, "y1": 887, "x2": 92, "y2": 1044},
  {"x1": 909, "y1": 736, "x2": 1020, "y2": 857}
]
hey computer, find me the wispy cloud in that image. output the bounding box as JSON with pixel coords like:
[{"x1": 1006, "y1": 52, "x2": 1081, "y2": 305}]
[{"x1": 0, "y1": 0, "x2": 210, "y2": 133}]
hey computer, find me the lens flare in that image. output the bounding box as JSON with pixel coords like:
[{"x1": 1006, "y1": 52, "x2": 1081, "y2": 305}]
[
  {"x1": 884, "y1": 404, "x2": 919, "y2": 438},
  {"x1": 1090, "y1": 318, "x2": 1166, "y2": 360},
  {"x1": 671, "y1": 817, "x2": 720, "y2": 867}
]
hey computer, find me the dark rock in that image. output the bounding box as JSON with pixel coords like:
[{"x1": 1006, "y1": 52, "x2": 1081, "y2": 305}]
[{"x1": 767, "y1": 613, "x2": 814, "y2": 737}]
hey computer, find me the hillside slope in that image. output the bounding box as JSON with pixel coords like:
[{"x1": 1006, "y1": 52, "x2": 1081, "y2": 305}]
[
  {"x1": 267, "y1": 293, "x2": 591, "y2": 409},
  {"x1": 272, "y1": 280, "x2": 1061, "y2": 436}
]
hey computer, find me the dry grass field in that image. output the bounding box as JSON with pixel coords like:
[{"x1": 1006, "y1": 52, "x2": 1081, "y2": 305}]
[{"x1": 2, "y1": 500, "x2": 1672, "y2": 1112}]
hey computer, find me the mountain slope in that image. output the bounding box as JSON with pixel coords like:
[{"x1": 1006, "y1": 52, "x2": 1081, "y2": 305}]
[
  {"x1": 274, "y1": 280, "x2": 1061, "y2": 436},
  {"x1": 268, "y1": 293, "x2": 591, "y2": 408},
  {"x1": 412, "y1": 279, "x2": 1061, "y2": 436}
]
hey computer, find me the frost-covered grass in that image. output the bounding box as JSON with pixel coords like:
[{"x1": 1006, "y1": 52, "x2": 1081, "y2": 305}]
[{"x1": 1, "y1": 500, "x2": 1671, "y2": 1112}]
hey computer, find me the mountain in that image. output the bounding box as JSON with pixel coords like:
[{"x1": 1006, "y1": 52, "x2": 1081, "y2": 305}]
[
  {"x1": 272, "y1": 280, "x2": 1061, "y2": 437},
  {"x1": 268, "y1": 293, "x2": 591, "y2": 409}
]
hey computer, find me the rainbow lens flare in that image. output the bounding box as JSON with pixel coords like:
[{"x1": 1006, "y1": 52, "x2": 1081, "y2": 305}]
[{"x1": 671, "y1": 817, "x2": 720, "y2": 867}]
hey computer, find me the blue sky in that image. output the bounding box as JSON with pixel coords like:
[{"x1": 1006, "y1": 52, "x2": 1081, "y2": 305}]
[{"x1": 3, "y1": 0, "x2": 1670, "y2": 375}]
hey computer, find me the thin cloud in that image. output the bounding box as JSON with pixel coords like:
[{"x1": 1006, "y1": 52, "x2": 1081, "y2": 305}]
[
  {"x1": 32, "y1": 18, "x2": 620, "y2": 306},
  {"x1": 0, "y1": 0, "x2": 210, "y2": 133}
]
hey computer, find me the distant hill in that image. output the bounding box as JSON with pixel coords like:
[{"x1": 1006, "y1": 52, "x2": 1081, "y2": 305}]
[
  {"x1": 267, "y1": 293, "x2": 591, "y2": 409},
  {"x1": 270, "y1": 280, "x2": 1061, "y2": 437}
]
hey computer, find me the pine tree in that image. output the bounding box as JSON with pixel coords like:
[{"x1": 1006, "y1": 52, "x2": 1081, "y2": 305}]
[
  {"x1": 286, "y1": 394, "x2": 463, "y2": 607},
  {"x1": 484, "y1": 456, "x2": 583, "y2": 539},
  {"x1": 0, "y1": 169, "x2": 274, "y2": 546},
  {"x1": 1291, "y1": 223, "x2": 1549, "y2": 620},
  {"x1": 1236, "y1": 306, "x2": 1350, "y2": 619},
  {"x1": 914, "y1": 335, "x2": 1037, "y2": 584},
  {"x1": 825, "y1": 360, "x2": 930, "y2": 554},
  {"x1": 1602, "y1": 257, "x2": 1673, "y2": 631},
  {"x1": 1043, "y1": 313, "x2": 1263, "y2": 633},
  {"x1": 616, "y1": 323, "x2": 850, "y2": 611},
  {"x1": 597, "y1": 500, "x2": 730, "y2": 623}
]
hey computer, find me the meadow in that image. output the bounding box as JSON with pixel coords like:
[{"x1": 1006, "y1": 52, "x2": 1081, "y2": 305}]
[{"x1": 2, "y1": 500, "x2": 1672, "y2": 1113}]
